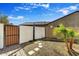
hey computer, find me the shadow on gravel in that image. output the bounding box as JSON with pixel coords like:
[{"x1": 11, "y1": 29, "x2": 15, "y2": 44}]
[
  {"x1": 71, "y1": 49, "x2": 79, "y2": 56},
  {"x1": 68, "y1": 49, "x2": 79, "y2": 56}
]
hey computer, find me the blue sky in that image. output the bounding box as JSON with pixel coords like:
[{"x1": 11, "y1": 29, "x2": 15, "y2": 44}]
[{"x1": 0, "y1": 3, "x2": 79, "y2": 25}]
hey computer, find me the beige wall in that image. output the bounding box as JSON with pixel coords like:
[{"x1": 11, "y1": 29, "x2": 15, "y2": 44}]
[
  {"x1": 0, "y1": 24, "x2": 4, "y2": 49},
  {"x1": 20, "y1": 26, "x2": 46, "y2": 44},
  {"x1": 35, "y1": 27, "x2": 45, "y2": 39},
  {"x1": 20, "y1": 26, "x2": 33, "y2": 44},
  {"x1": 46, "y1": 12, "x2": 79, "y2": 38}
]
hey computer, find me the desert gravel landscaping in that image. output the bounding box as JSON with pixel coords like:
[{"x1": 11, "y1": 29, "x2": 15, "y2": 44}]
[{"x1": 0, "y1": 40, "x2": 79, "y2": 56}]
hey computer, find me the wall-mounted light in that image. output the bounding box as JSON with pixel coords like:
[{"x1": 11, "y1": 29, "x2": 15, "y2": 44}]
[{"x1": 50, "y1": 25, "x2": 53, "y2": 28}]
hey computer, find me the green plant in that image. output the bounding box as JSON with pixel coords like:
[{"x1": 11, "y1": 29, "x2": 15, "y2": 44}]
[
  {"x1": 66, "y1": 28, "x2": 77, "y2": 49},
  {"x1": 0, "y1": 14, "x2": 9, "y2": 24},
  {"x1": 53, "y1": 24, "x2": 69, "y2": 50},
  {"x1": 53, "y1": 24, "x2": 67, "y2": 41},
  {"x1": 53, "y1": 24, "x2": 78, "y2": 51}
]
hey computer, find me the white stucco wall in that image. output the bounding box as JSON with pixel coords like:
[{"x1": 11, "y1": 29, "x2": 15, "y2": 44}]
[
  {"x1": 0, "y1": 24, "x2": 4, "y2": 49},
  {"x1": 20, "y1": 26, "x2": 33, "y2": 44},
  {"x1": 35, "y1": 27, "x2": 45, "y2": 39}
]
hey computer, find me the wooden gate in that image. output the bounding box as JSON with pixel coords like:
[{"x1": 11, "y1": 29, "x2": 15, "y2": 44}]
[{"x1": 4, "y1": 25, "x2": 19, "y2": 46}]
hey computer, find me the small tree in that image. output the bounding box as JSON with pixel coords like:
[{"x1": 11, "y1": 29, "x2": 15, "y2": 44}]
[
  {"x1": 53, "y1": 24, "x2": 69, "y2": 50},
  {"x1": 53, "y1": 24, "x2": 78, "y2": 51},
  {"x1": 0, "y1": 14, "x2": 9, "y2": 24},
  {"x1": 67, "y1": 28, "x2": 78, "y2": 49}
]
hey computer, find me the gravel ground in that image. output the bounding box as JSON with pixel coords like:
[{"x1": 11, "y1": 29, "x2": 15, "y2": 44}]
[
  {"x1": 0, "y1": 40, "x2": 79, "y2": 56},
  {"x1": 22, "y1": 41, "x2": 69, "y2": 56}
]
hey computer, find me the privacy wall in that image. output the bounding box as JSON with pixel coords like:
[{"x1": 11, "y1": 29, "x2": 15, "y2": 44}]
[
  {"x1": 35, "y1": 27, "x2": 45, "y2": 39},
  {"x1": 0, "y1": 24, "x2": 4, "y2": 49},
  {"x1": 20, "y1": 26, "x2": 33, "y2": 44},
  {"x1": 0, "y1": 25, "x2": 46, "y2": 49},
  {"x1": 20, "y1": 26, "x2": 46, "y2": 44}
]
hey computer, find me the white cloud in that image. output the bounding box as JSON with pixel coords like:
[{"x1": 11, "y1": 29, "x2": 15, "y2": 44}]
[
  {"x1": 14, "y1": 3, "x2": 50, "y2": 11},
  {"x1": 58, "y1": 9, "x2": 69, "y2": 15},
  {"x1": 57, "y1": 4, "x2": 79, "y2": 15},
  {"x1": 17, "y1": 7, "x2": 24, "y2": 9},
  {"x1": 8, "y1": 15, "x2": 26, "y2": 25},
  {"x1": 24, "y1": 8, "x2": 30, "y2": 10},
  {"x1": 15, "y1": 6, "x2": 30, "y2": 11},
  {"x1": 57, "y1": 9, "x2": 69, "y2": 15},
  {"x1": 17, "y1": 16, "x2": 24, "y2": 19},
  {"x1": 62, "y1": 10, "x2": 69, "y2": 15},
  {"x1": 15, "y1": 7, "x2": 19, "y2": 11},
  {"x1": 38, "y1": 4, "x2": 49, "y2": 9},
  {"x1": 8, "y1": 16, "x2": 24, "y2": 20},
  {"x1": 69, "y1": 6, "x2": 77, "y2": 10}
]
